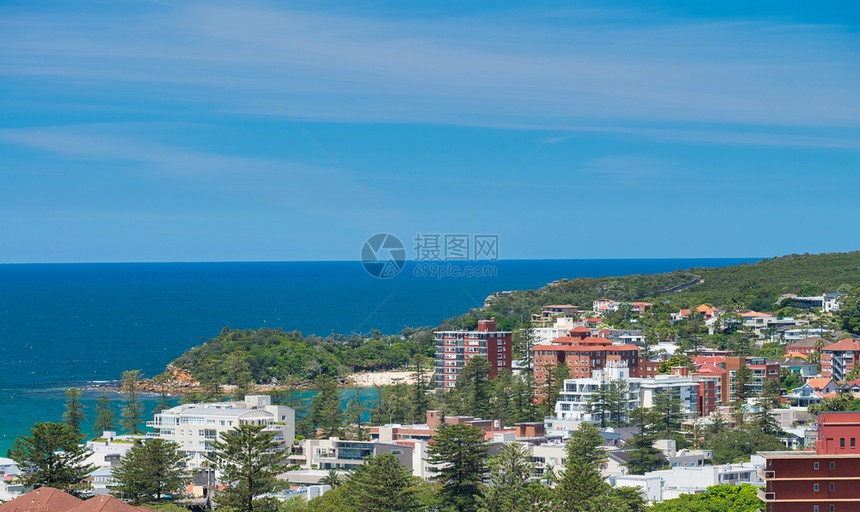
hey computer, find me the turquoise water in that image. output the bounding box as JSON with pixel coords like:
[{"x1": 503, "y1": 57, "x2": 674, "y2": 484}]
[{"x1": 0, "y1": 259, "x2": 756, "y2": 453}]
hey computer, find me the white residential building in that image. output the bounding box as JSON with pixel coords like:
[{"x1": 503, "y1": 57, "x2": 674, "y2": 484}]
[
  {"x1": 554, "y1": 363, "x2": 641, "y2": 424},
  {"x1": 533, "y1": 317, "x2": 581, "y2": 344},
  {"x1": 83, "y1": 431, "x2": 147, "y2": 469},
  {"x1": 553, "y1": 363, "x2": 700, "y2": 424},
  {"x1": 639, "y1": 375, "x2": 698, "y2": 418},
  {"x1": 148, "y1": 395, "x2": 295, "y2": 469},
  {"x1": 613, "y1": 462, "x2": 762, "y2": 503}
]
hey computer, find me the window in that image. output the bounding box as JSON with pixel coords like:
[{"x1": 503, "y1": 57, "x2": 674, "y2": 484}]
[
  {"x1": 830, "y1": 462, "x2": 836, "y2": 470},
  {"x1": 853, "y1": 438, "x2": 856, "y2": 447},
  {"x1": 830, "y1": 483, "x2": 835, "y2": 491},
  {"x1": 814, "y1": 506, "x2": 819, "y2": 512},
  {"x1": 841, "y1": 438, "x2": 845, "y2": 448},
  {"x1": 814, "y1": 484, "x2": 819, "y2": 492},
  {"x1": 814, "y1": 462, "x2": 820, "y2": 470},
  {"x1": 830, "y1": 506, "x2": 835, "y2": 512}
]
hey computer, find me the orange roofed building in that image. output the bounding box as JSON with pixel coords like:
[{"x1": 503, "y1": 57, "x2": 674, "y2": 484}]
[
  {"x1": 0, "y1": 490, "x2": 154, "y2": 512},
  {"x1": 532, "y1": 330, "x2": 657, "y2": 399}
]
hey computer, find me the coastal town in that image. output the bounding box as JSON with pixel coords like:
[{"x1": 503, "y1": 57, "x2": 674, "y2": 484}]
[{"x1": 3, "y1": 283, "x2": 860, "y2": 512}]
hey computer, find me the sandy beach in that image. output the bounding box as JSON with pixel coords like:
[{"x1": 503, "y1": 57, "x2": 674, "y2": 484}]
[{"x1": 347, "y1": 370, "x2": 418, "y2": 386}]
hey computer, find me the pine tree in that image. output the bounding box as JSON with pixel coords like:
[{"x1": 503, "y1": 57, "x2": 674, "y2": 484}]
[
  {"x1": 410, "y1": 355, "x2": 430, "y2": 423},
  {"x1": 652, "y1": 389, "x2": 684, "y2": 435},
  {"x1": 152, "y1": 373, "x2": 174, "y2": 414},
  {"x1": 607, "y1": 379, "x2": 631, "y2": 427},
  {"x1": 477, "y1": 443, "x2": 553, "y2": 512},
  {"x1": 93, "y1": 395, "x2": 116, "y2": 433},
  {"x1": 734, "y1": 364, "x2": 753, "y2": 401},
  {"x1": 347, "y1": 453, "x2": 422, "y2": 512},
  {"x1": 121, "y1": 370, "x2": 144, "y2": 434},
  {"x1": 543, "y1": 363, "x2": 571, "y2": 418},
  {"x1": 62, "y1": 387, "x2": 87, "y2": 438},
  {"x1": 8, "y1": 422, "x2": 96, "y2": 496},
  {"x1": 426, "y1": 423, "x2": 489, "y2": 512},
  {"x1": 310, "y1": 375, "x2": 343, "y2": 437},
  {"x1": 587, "y1": 381, "x2": 612, "y2": 428},
  {"x1": 207, "y1": 424, "x2": 284, "y2": 512},
  {"x1": 346, "y1": 384, "x2": 369, "y2": 440},
  {"x1": 555, "y1": 422, "x2": 610, "y2": 509},
  {"x1": 111, "y1": 438, "x2": 189, "y2": 503},
  {"x1": 448, "y1": 356, "x2": 492, "y2": 418}
]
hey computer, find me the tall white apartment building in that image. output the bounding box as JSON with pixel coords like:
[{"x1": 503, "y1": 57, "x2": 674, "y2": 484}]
[{"x1": 148, "y1": 395, "x2": 295, "y2": 469}]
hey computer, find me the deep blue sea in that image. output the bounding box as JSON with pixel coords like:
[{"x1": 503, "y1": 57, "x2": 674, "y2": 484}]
[{"x1": 0, "y1": 258, "x2": 756, "y2": 453}]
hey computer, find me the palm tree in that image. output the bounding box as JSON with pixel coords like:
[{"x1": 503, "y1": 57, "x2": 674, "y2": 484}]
[{"x1": 320, "y1": 469, "x2": 343, "y2": 488}]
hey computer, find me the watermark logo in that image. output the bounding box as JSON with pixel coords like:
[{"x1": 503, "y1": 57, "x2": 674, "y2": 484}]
[
  {"x1": 362, "y1": 232, "x2": 499, "y2": 279},
  {"x1": 360, "y1": 233, "x2": 407, "y2": 279}
]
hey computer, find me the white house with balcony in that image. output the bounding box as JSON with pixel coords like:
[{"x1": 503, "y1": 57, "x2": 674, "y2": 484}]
[{"x1": 148, "y1": 395, "x2": 295, "y2": 469}]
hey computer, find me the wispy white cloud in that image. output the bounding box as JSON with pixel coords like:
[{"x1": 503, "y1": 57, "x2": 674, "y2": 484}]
[
  {"x1": 1, "y1": 2, "x2": 858, "y2": 133},
  {"x1": 0, "y1": 124, "x2": 396, "y2": 222}
]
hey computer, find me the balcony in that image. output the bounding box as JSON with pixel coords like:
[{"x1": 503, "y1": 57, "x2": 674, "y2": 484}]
[
  {"x1": 757, "y1": 468, "x2": 775, "y2": 480},
  {"x1": 756, "y1": 488, "x2": 775, "y2": 502}
]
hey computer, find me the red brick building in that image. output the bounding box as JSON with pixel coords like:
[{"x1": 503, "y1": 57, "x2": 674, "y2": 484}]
[
  {"x1": 758, "y1": 412, "x2": 860, "y2": 511},
  {"x1": 434, "y1": 318, "x2": 512, "y2": 388},
  {"x1": 531, "y1": 331, "x2": 656, "y2": 398}
]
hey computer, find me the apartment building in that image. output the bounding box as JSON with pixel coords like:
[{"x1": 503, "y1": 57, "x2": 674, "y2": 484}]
[
  {"x1": 148, "y1": 395, "x2": 295, "y2": 469},
  {"x1": 821, "y1": 338, "x2": 860, "y2": 381},
  {"x1": 758, "y1": 412, "x2": 860, "y2": 511},
  {"x1": 434, "y1": 318, "x2": 512, "y2": 388}
]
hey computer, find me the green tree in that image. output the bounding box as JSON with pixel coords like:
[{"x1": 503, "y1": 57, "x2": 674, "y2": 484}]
[
  {"x1": 836, "y1": 287, "x2": 860, "y2": 335},
  {"x1": 411, "y1": 355, "x2": 431, "y2": 423},
  {"x1": 62, "y1": 387, "x2": 87, "y2": 438},
  {"x1": 587, "y1": 381, "x2": 612, "y2": 428},
  {"x1": 751, "y1": 397, "x2": 782, "y2": 436},
  {"x1": 625, "y1": 408, "x2": 663, "y2": 475},
  {"x1": 8, "y1": 422, "x2": 96, "y2": 496},
  {"x1": 647, "y1": 484, "x2": 763, "y2": 511},
  {"x1": 152, "y1": 374, "x2": 174, "y2": 414},
  {"x1": 207, "y1": 424, "x2": 284, "y2": 512},
  {"x1": 309, "y1": 375, "x2": 343, "y2": 438},
  {"x1": 555, "y1": 422, "x2": 610, "y2": 509},
  {"x1": 121, "y1": 370, "x2": 145, "y2": 434},
  {"x1": 93, "y1": 395, "x2": 116, "y2": 433},
  {"x1": 111, "y1": 439, "x2": 189, "y2": 503},
  {"x1": 345, "y1": 384, "x2": 369, "y2": 440},
  {"x1": 347, "y1": 453, "x2": 423, "y2": 512},
  {"x1": 652, "y1": 390, "x2": 684, "y2": 436},
  {"x1": 733, "y1": 364, "x2": 752, "y2": 402},
  {"x1": 607, "y1": 379, "x2": 631, "y2": 427},
  {"x1": 426, "y1": 423, "x2": 489, "y2": 512},
  {"x1": 448, "y1": 356, "x2": 492, "y2": 418},
  {"x1": 543, "y1": 363, "x2": 571, "y2": 418},
  {"x1": 477, "y1": 442, "x2": 553, "y2": 512},
  {"x1": 319, "y1": 469, "x2": 343, "y2": 488},
  {"x1": 706, "y1": 425, "x2": 785, "y2": 464}
]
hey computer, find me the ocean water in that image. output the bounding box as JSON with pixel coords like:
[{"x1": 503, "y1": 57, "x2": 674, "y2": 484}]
[{"x1": 0, "y1": 258, "x2": 756, "y2": 453}]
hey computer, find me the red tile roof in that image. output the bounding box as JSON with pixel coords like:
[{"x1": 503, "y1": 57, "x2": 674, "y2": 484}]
[
  {"x1": 569, "y1": 326, "x2": 592, "y2": 333},
  {"x1": 65, "y1": 496, "x2": 155, "y2": 512},
  {"x1": 0, "y1": 488, "x2": 84, "y2": 512},
  {"x1": 806, "y1": 378, "x2": 834, "y2": 391},
  {"x1": 823, "y1": 338, "x2": 860, "y2": 352}
]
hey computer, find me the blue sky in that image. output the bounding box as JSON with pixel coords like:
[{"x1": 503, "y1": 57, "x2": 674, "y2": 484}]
[{"x1": 1, "y1": 0, "x2": 858, "y2": 262}]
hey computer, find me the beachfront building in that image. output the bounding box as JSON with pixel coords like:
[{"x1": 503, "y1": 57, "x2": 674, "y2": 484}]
[
  {"x1": 147, "y1": 395, "x2": 295, "y2": 469},
  {"x1": 434, "y1": 318, "x2": 512, "y2": 388}
]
